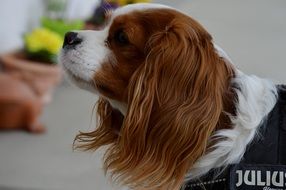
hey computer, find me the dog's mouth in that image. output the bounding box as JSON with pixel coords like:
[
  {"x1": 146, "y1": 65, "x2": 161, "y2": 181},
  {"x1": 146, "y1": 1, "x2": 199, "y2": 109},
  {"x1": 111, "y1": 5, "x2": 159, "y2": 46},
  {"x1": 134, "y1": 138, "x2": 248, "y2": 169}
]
[
  {"x1": 64, "y1": 67, "x2": 85, "y2": 83},
  {"x1": 62, "y1": 63, "x2": 97, "y2": 92}
]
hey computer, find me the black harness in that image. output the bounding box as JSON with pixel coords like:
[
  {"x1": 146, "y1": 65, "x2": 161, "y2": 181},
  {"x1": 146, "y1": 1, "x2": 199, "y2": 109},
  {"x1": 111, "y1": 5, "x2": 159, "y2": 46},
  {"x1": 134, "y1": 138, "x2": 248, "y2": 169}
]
[{"x1": 183, "y1": 85, "x2": 286, "y2": 190}]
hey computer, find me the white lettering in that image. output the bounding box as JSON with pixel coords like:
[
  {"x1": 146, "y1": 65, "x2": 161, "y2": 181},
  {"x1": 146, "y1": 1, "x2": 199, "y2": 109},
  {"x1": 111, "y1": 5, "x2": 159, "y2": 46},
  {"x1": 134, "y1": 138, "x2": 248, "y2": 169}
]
[
  {"x1": 272, "y1": 171, "x2": 284, "y2": 187},
  {"x1": 257, "y1": 170, "x2": 266, "y2": 186},
  {"x1": 236, "y1": 170, "x2": 243, "y2": 187},
  {"x1": 266, "y1": 171, "x2": 271, "y2": 186},
  {"x1": 244, "y1": 170, "x2": 256, "y2": 186},
  {"x1": 235, "y1": 169, "x2": 286, "y2": 188}
]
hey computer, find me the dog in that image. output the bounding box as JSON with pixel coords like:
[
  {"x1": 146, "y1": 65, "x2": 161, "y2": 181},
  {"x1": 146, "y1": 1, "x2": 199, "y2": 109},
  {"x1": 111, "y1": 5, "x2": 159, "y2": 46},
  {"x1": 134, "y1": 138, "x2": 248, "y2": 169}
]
[{"x1": 60, "y1": 3, "x2": 284, "y2": 190}]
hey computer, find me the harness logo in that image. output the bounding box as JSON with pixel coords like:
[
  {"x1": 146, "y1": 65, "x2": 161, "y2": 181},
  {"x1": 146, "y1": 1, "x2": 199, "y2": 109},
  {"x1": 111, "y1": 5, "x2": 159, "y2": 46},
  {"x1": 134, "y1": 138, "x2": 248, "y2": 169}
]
[
  {"x1": 229, "y1": 164, "x2": 286, "y2": 190},
  {"x1": 236, "y1": 170, "x2": 285, "y2": 188}
]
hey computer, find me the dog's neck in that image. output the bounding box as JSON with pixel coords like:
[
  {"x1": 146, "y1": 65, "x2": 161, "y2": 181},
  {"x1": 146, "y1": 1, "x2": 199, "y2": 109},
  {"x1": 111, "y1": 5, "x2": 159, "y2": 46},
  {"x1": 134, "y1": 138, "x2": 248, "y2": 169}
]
[{"x1": 186, "y1": 70, "x2": 278, "y2": 180}]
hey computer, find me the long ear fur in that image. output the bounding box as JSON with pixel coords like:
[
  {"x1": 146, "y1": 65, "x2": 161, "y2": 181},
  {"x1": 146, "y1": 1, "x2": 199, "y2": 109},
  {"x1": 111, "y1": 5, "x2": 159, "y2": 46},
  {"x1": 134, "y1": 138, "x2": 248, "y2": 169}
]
[
  {"x1": 75, "y1": 16, "x2": 234, "y2": 190},
  {"x1": 103, "y1": 17, "x2": 234, "y2": 189},
  {"x1": 74, "y1": 98, "x2": 123, "y2": 150}
]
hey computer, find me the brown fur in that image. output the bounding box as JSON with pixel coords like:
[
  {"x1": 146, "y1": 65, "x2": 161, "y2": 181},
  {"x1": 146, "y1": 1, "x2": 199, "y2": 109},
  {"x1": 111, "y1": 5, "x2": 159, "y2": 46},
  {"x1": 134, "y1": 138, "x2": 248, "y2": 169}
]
[{"x1": 75, "y1": 9, "x2": 235, "y2": 189}]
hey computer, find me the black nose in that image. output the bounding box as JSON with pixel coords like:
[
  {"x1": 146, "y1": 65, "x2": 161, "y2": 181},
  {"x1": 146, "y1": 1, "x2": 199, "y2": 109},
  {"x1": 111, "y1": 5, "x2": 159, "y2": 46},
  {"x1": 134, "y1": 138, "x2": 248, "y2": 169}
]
[{"x1": 63, "y1": 32, "x2": 82, "y2": 48}]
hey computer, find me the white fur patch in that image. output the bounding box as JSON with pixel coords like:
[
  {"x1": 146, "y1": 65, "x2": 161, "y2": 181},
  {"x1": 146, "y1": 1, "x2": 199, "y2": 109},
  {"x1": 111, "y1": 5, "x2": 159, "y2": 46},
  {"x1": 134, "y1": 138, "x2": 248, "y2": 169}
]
[
  {"x1": 59, "y1": 29, "x2": 110, "y2": 92},
  {"x1": 186, "y1": 70, "x2": 278, "y2": 180},
  {"x1": 185, "y1": 45, "x2": 278, "y2": 180},
  {"x1": 112, "y1": 3, "x2": 172, "y2": 18}
]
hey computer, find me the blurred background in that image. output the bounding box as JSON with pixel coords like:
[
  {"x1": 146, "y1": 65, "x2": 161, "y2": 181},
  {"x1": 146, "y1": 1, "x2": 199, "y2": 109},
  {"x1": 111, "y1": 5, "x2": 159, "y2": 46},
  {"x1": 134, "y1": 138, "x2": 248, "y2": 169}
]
[{"x1": 0, "y1": 0, "x2": 285, "y2": 190}]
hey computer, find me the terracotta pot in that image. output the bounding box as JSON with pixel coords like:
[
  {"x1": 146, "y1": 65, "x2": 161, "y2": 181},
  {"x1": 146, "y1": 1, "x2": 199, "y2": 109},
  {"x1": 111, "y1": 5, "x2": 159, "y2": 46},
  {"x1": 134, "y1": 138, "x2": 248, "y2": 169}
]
[
  {"x1": 0, "y1": 51, "x2": 62, "y2": 104},
  {"x1": 0, "y1": 73, "x2": 44, "y2": 133}
]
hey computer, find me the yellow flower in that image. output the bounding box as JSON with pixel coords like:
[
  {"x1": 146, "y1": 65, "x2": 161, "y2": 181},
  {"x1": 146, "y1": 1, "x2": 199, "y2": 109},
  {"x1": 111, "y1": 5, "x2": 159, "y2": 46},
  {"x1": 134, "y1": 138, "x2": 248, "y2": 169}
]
[
  {"x1": 25, "y1": 28, "x2": 63, "y2": 54},
  {"x1": 117, "y1": 0, "x2": 127, "y2": 6}
]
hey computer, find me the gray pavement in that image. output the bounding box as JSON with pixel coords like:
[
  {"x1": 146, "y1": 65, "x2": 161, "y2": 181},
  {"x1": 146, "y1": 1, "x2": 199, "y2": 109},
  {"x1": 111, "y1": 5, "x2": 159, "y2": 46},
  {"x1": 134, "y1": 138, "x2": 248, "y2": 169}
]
[{"x1": 0, "y1": 1, "x2": 285, "y2": 190}]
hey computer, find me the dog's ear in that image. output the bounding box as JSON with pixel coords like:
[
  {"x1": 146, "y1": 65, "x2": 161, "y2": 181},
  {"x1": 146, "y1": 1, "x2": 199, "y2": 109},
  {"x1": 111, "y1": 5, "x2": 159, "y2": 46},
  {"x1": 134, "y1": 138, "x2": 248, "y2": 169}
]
[
  {"x1": 74, "y1": 98, "x2": 124, "y2": 150},
  {"x1": 104, "y1": 17, "x2": 234, "y2": 189}
]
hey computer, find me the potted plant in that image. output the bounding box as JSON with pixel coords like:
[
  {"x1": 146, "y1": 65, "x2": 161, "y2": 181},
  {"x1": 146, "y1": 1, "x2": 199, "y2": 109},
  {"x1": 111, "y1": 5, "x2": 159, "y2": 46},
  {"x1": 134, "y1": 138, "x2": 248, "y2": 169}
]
[
  {"x1": 0, "y1": 0, "x2": 84, "y2": 105},
  {"x1": 0, "y1": 0, "x2": 83, "y2": 133}
]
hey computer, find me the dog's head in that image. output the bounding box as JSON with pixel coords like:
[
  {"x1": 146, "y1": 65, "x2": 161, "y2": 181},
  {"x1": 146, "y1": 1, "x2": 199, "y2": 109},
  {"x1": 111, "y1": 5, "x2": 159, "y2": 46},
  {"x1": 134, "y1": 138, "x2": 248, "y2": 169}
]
[{"x1": 60, "y1": 3, "x2": 235, "y2": 190}]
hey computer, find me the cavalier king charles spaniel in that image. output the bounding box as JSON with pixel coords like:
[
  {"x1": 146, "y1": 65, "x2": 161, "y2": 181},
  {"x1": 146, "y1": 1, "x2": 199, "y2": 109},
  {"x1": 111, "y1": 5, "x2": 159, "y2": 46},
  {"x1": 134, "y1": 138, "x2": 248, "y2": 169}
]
[{"x1": 60, "y1": 3, "x2": 278, "y2": 190}]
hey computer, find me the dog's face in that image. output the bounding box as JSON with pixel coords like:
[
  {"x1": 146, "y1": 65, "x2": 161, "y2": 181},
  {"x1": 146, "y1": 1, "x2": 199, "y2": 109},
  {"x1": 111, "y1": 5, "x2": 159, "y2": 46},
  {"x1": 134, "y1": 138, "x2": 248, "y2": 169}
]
[
  {"x1": 60, "y1": 3, "x2": 234, "y2": 190},
  {"x1": 61, "y1": 4, "x2": 214, "y2": 107},
  {"x1": 61, "y1": 4, "x2": 171, "y2": 104}
]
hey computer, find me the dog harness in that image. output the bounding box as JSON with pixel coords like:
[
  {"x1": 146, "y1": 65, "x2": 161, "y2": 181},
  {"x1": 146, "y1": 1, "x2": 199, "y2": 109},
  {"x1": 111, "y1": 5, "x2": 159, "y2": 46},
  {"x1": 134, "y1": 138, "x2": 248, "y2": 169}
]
[{"x1": 182, "y1": 85, "x2": 286, "y2": 190}]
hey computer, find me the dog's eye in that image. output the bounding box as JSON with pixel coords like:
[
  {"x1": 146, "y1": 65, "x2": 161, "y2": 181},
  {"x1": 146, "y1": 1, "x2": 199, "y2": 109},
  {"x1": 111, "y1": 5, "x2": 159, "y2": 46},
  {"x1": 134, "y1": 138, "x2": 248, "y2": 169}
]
[{"x1": 114, "y1": 30, "x2": 129, "y2": 45}]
